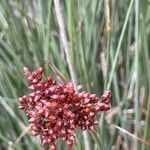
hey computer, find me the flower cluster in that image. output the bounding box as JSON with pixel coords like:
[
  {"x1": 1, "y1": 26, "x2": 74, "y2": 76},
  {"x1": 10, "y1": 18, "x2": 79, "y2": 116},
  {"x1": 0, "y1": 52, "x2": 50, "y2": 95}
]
[{"x1": 18, "y1": 67, "x2": 111, "y2": 150}]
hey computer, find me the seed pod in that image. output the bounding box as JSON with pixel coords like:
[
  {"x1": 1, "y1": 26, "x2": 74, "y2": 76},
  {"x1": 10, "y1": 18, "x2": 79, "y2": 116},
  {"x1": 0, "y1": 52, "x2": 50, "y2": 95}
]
[{"x1": 18, "y1": 66, "x2": 111, "y2": 150}]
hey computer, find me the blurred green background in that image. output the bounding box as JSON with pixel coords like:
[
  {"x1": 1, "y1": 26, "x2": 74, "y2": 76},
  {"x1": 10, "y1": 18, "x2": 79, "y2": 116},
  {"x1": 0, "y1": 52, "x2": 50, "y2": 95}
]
[{"x1": 0, "y1": 0, "x2": 150, "y2": 150}]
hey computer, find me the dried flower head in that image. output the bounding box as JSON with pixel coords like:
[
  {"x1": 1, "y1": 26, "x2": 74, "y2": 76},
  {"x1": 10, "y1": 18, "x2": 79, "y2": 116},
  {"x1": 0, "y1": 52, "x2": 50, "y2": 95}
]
[{"x1": 18, "y1": 67, "x2": 111, "y2": 150}]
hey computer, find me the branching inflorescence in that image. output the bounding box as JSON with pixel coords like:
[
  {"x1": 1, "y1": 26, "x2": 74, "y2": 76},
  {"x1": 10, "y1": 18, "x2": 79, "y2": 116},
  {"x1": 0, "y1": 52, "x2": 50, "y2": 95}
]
[{"x1": 18, "y1": 67, "x2": 111, "y2": 150}]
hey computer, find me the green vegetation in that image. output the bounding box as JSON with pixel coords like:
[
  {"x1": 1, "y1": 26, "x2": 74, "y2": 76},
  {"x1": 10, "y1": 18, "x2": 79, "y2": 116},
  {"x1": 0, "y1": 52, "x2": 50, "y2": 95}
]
[{"x1": 0, "y1": 0, "x2": 150, "y2": 150}]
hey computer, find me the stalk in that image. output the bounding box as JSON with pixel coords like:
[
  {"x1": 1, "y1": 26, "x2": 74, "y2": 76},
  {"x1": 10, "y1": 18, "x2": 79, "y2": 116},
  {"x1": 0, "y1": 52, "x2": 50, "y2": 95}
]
[{"x1": 53, "y1": 0, "x2": 91, "y2": 150}]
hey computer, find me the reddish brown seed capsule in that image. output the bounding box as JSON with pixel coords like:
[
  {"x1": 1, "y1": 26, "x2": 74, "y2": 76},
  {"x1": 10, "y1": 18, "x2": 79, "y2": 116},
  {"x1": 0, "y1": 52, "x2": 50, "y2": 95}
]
[
  {"x1": 18, "y1": 67, "x2": 111, "y2": 150},
  {"x1": 49, "y1": 144, "x2": 56, "y2": 150},
  {"x1": 84, "y1": 107, "x2": 91, "y2": 113},
  {"x1": 101, "y1": 90, "x2": 112, "y2": 104},
  {"x1": 50, "y1": 95, "x2": 59, "y2": 99},
  {"x1": 37, "y1": 67, "x2": 44, "y2": 73},
  {"x1": 18, "y1": 97, "x2": 24, "y2": 103},
  {"x1": 63, "y1": 104, "x2": 70, "y2": 110},
  {"x1": 47, "y1": 76, "x2": 52, "y2": 82},
  {"x1": 89, "y1": 126, "x2": 95, "y2": 132}
]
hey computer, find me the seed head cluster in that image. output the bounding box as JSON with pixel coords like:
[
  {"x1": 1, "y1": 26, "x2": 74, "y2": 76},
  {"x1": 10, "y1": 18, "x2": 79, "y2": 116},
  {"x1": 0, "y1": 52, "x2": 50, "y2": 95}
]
[{"x1": 18, "y1": 67, "x2": 111, "y2": 150}]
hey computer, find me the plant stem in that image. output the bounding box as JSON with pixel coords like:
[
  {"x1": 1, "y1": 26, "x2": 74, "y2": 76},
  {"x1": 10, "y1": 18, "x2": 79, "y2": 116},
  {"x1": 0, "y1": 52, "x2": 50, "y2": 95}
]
[{"x1": 53, "y1": 0, "x2": 91, "y2": 150}]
